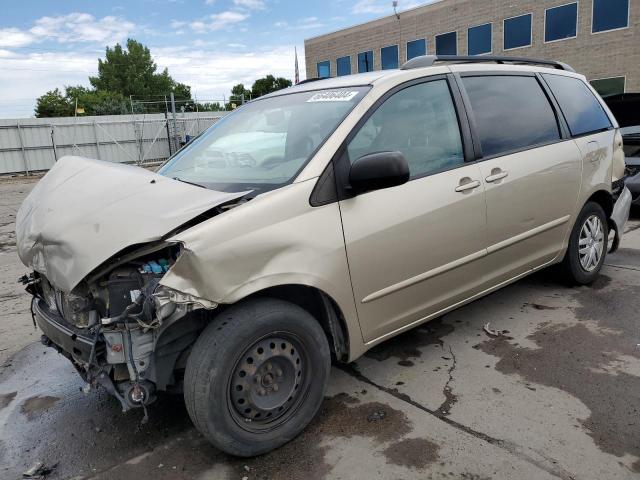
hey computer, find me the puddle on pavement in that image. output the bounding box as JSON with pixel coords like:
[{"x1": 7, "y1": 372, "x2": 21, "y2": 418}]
[
  {"x1": 364, "y1": 317, "x2": 454, "y2": 366},
  {"x1": 383, "y1": 437, "x2": 439, "y2": 469},
  {"x1": 0, "y1": 391, "x2": 16, "y2": 410},
  {"x1": 479, "y1": 274, "x2": 640, "y2": 471},
  {"x1": 20, "y1": 395, "x2": 59, "y2": 416}
]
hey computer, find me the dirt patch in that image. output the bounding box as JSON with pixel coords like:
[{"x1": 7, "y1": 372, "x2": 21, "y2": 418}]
[
  {"x1": 383, "y1": 437, "x2": 440, "y2": 469},
  {"x1": 0, "y1": 391, "x2": 17, "y2": 410},
  {"x1": 365, "y1": 317, "x2": 454, "y2": 364},
  {"x1": 235, "y1": 393, "x2": 414, "y2": 479},
  {"x1": 20, "y1": 395, "x2": 59, "y2": 416}
]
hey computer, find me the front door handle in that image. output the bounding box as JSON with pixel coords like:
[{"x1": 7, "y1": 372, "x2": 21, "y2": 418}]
[
  {"x1": 485, "y1": 169, "x2": 509, "y2": 183},
  {"x1": 455, "y1": 179, "x2": 481, "y2": 192}
]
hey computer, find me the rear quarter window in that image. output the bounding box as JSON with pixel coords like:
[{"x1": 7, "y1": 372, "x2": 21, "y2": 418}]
[{"x1": 542, "y1": 74, "x2": 612, "y2": 137}]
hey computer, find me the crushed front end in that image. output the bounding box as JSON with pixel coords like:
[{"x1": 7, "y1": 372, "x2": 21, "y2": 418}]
[{"x1": 23, "y1": 243, "x2": 217, "y2": 416}]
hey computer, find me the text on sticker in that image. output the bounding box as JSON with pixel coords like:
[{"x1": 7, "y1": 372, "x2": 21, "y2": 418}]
[{"x1": 307, "y1": 91, "x2": 360, "y2": 102}]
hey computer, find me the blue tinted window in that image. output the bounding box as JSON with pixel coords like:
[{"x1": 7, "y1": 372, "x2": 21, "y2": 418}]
[
  {"x1": 593, "y1": 0, "x2": 629, "y2": 32},
  {"x1": 543, "y1": 74, "x2": 612, "y2": 136},
  {"x1": 504, "y1": 14, "x2": 532, "y2": 49},
  {"x1": 358, "y1": 51, "x2": 374, "y2": 73},
  {"x1": 468, "y1": 23, "x2": 492, "y2": 55},
  {"x1": 435, "y1": 31, "x2": 457, "y2": 55},
  {"x1": 336, "y1": 56, "x2": 351, "y2": 76},
  {"x1": 381, "y1": 45, "x2": 399, "y2": 70},
  {"x1": 406, "y1": 39, "x2": 426, "y2": 60},
  {"x1": 545, "y1": 3, "x2": 577, "y2": 41},
  {"x1": 317, "y1": 61, "x2": 330, "y2": 78}
]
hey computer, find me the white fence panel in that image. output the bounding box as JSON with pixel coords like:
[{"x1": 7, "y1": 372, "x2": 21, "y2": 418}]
[{"x1": 0, "y1": 112, "x2": 227, "y2": 175}]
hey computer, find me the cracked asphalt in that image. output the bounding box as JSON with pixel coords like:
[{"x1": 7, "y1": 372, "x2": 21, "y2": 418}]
[{"x1": 1, "y1": 175, "x2": 639, "y2": 479}]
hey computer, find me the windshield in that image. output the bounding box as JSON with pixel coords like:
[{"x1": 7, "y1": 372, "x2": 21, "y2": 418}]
[{"x1": 158, "y1": 87, "x2": 370, "y2": 194}]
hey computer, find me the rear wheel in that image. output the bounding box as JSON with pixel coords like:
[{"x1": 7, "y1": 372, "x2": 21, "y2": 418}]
[
  {"x1": 184, "y1": 298, "x2": 330, "y2": 457},
  {"x1": 561, "y1": 202, "x2": 608, "y2": 285}
]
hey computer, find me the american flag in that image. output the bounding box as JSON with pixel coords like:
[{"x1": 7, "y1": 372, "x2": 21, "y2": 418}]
[{"x1": 294, "y1": 47, "x2": 300, "y2": 84}]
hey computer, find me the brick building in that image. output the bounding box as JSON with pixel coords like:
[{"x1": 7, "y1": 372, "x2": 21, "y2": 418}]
[{"x1": 304, "y1": 0, "x2": 639, "y2": 95}]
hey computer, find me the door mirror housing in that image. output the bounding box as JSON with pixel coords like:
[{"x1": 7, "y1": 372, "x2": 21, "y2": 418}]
[{"x1": 349, "y1": 151, "x2": 410, "y2": 194}]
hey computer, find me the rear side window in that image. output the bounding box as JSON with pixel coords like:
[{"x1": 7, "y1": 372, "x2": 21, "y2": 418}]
[
  {"x1": 462, "y1": 76, "x2": 561, "y2": 158},
  {"x1": 347, "y1": 79, "x2": 464, "y2": 179},
  {"x1": 542, "y1": 74, "x2": 612, "y2": 136}
]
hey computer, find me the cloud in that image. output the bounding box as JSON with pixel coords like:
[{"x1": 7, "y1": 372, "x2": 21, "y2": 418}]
[
  {"x1": 233, "y1": 0, "x2": 266, "y2": 9},
  {"x1": 190, "y1": 10, "x2": 249, "y2": 32},
  {"x1": 0, "y1": 13, "x2": 135, "y2": 48},
  {"x1": 204, "y1": 0, "x2": 216, "y2": 4},
  {"x1": 170, "y1": 20, "x2": 187, "y2": 28},
  {"x1": 29, "y1": 12, "x2": 135, "y2": 44},
  {"x1": 0, "y1": 28, "x2": 35, "y2": 48}
]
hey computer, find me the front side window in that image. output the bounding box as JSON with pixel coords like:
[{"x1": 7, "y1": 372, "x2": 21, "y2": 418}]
[
  {"x1": 543, "y1": 74, "x2": 612, "y2": 136},
  {"x1": 504, "y1": 13, "x2": 532, "y2": 49},
  {"x1": 435, "y1": 31, "x2": 457, "y2": 55},
  {"x1": 407, "y1": 39, "x2": 426, "y2": 60},
  {"x1": 358, "y1": 51, "x2": 374, "y2": 73},
  {"x1": 592, "y1": 0, "x2": 629, "y2": 33},
  {"x1": 545, "y1": 3, "x2": 578, "y2": 42},
  {"x1": 347, "y1": 79, "x2": 464, "y2": 179},
  {"x1": 159, "y1": 87, "x2": 369, "y2": 194},
  {"x1": 462, "y1": 76, "x2": 560, "y2": 158},
  {"x1": 336, "y1": 56, "x2": 351, "y2": 76},
  {"x1": 468, "y1": 23, "x2": 492, "y2": 55},
  {"x1": 590, "y1": 77, "x2": 626, "y2": 97},
  {"x1": 317, "y1": 61, "x2": 330, "y2": 78},
  {"x1": 381, "y1": 45, "x2": 399, "y2": 70}
]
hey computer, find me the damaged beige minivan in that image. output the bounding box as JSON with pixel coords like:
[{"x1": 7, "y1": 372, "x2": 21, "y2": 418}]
[{"x1": 17, "y1": 56, "x2": 631, "y2": 456}]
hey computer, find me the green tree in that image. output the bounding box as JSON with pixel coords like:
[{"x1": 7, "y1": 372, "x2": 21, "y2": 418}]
[
  {"x1": 34, "y1": 88, "x2": 73, "y2": 118},
  {"x1": 64, "y1": 86, "x2": 129, "y2": 116},
  {"x1": 250, "y1": 75, "x2": 292, "y2": 98},
  {"x1": 89, "y1": 39, "x2": 192, "y2": 105}
]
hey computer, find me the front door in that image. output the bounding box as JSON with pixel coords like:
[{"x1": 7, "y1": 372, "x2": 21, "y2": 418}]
[{"x1": 338, "y1": 77, "x2": 488, "y2": 343}]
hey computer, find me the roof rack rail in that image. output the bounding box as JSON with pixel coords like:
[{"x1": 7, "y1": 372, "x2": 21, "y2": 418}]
[
  {"x1": 296, "y1": 77, "x2": 324, "y2": 85},
  {"x1": 400, "y1": 55, "x2": 575, "y2": 73}
]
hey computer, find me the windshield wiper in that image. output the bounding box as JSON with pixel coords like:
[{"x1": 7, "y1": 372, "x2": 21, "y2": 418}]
[{"x1": 173, "y1": 177, "x2": 206, "y2": 189}]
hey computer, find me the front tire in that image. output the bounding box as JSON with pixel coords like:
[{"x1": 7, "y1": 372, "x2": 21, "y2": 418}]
[
  {"x1": 184, "y1": 298, "x2": 331, "y2": 457},
  {"x1": 561, "y1": 201, "x2": 608, "y2": 285}
]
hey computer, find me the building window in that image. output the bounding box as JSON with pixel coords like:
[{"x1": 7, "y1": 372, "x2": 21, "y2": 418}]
[
  {"x1": 468, "y1": 23, "x2": 492, "y2": 55},
  {"x1": 336, "y1": 56, "x2": 351, "y2": 76},
  {"x1": 381, "y1": 45, "x2": 399, "y2": 70},
  {"x1": 317, "y1": 61, "x2": 330, "y2": 78},
  {"x1": 406, "y1": 39, "x2": 426, "y2": 60},
  {"x1": 435, "y1": 31, "x2": 457, "y2": 55},
  {"x1": 545, "y1": 3, "x2": 578, "y2": 42},
  {"x1": 592, "y1": 0, "x2": 629, "y2": 33},
  {"x1": 504, "y1": 13, "x2": 532, "y2": 50},
  {"x1": 590, "y1": 77, "x2": 626, "y2": 97},
  {"x1": 358, "y1": 50, "x2": 374, "y2": 73}
]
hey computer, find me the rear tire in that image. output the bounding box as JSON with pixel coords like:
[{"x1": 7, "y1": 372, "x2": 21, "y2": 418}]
[
  {"x1": 184, "y1": 298, "x2": 331, "y2": 457},
  {"x1": 561, "y1": 201, "x2": 608, "y2": 285}
]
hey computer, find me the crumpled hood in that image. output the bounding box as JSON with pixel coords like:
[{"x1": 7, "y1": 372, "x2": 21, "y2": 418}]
[{"x1": 16, "y1": 156, "x2": 249, "y2": 292}]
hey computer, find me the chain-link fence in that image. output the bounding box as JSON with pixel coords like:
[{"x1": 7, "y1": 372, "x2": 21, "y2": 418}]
[{"x1": 0, "y1": 111, "x2": 228, "y2": 175}]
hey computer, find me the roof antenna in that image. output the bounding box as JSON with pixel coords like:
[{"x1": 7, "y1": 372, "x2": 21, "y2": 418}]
[{"x1": 392, "y1": 1, "x2": 400, "y2": 19}]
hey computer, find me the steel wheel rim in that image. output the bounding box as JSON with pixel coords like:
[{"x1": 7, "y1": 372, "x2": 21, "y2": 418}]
[
  {"x1": 228, "y1": 333, "x2": 308, "y2": 433},
  {"x1": 578, "y1": 214, "x2": 604, "y2": 272}
]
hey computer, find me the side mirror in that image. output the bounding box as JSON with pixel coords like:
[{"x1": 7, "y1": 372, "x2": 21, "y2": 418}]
[{"x1": 349, "y1": 151, "x2": 410, "y2": 194}]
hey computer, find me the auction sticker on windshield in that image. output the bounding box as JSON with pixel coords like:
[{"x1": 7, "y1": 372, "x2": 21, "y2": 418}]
[{"x1": 307, "y1": 91, "x2": 360, "y2": 102}]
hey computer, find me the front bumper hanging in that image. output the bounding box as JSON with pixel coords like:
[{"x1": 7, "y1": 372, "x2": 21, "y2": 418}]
[{"x1": 609, "y1": 186, "x2": 632, "y2": 253}]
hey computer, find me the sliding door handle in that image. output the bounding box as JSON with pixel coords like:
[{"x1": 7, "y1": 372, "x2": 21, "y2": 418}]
[
  {"x1": 485, "y1": 170, "x2": 508, "y2": 183},
  {"x1": 455, "y1": 180, "x2": 481, "y2": 192}
]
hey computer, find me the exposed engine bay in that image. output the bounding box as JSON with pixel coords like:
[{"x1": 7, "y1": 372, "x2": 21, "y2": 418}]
[{"x1": 22, "y1": 243, "x2": 218, "y2": 419}]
